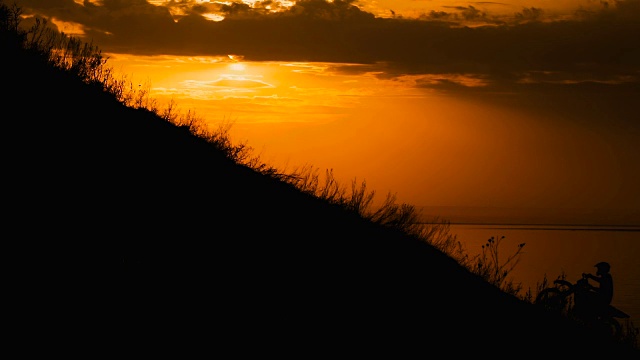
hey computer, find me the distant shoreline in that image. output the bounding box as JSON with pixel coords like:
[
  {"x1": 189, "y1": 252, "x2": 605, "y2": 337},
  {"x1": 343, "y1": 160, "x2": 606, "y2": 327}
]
[
  {"x1": 417, "y1": 206, "x2": 640, "y2": 228},
  {"x1": 440, "y1": 224, "x2": 640, "y2": 232}
]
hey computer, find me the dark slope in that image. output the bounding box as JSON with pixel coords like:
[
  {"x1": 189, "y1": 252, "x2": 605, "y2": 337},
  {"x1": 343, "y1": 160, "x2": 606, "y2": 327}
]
[{"x1": 5, "y1": 40, "x2": 638, "y2": 357}]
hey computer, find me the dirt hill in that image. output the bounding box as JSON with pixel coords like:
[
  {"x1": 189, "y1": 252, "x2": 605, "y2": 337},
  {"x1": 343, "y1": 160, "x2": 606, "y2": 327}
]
[{"x1": 4, "y1": 33, "x2": 638, "y2": 357}]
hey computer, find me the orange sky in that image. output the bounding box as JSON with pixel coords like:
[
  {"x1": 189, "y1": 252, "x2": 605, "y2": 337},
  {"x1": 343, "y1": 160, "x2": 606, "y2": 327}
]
[{"x1": 11, "y1": 0, "x2": 640, "y2": 225}]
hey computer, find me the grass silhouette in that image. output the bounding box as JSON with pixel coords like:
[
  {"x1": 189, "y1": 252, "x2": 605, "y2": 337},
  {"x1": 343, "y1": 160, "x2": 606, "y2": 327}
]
[
  {"x1": 2, "y1": 2, "x2": 519, "y2": 289},
  {"x1": 2, "y1": 1, "x2": 637, "y2": 355},
  {"x1": 1, "y1": 0, "x2": 470, "y2": 277}
]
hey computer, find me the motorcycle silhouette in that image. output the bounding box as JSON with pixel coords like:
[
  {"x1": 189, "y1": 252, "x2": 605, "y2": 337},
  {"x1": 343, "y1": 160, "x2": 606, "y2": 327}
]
[{"x1": 535, "y1": 274, "x2": 631, "y2": 339}]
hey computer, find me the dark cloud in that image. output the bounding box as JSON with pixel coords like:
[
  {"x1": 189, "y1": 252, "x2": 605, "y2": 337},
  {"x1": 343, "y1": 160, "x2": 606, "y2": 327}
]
[
  {"x1": 437, "y1": 5, "x2": 488, "y2": 21},
  {"x1": 514, "y1": 7, "x2": 543, "y2": 22},
  {"x1": 423, "y1": 10, "x2": 450, "y2": 20},
  {"x1": 220, "y1": 2, "x2": 253, "y2": 16},
  {"x1": 10, "y1": 0, "x2": 640, "y2": 90},
  {"x1": 472, "y1": 2, "x2": 509, "y2": 5},
  {"x1": 443, "y1": 6, "x2": 471, "y2": 11}
]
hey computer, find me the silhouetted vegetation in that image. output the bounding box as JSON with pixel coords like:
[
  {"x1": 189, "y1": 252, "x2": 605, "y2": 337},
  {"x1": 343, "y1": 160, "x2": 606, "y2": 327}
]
[
  {"x1": 3, "y1": 1, "x2": 637, "y2": 353},
  {"x1": 464, "y1": 236, "x2": 526, "y2": 295},
  {"x1": 0, "y1": 0, "x2": 476, "y2": 285}
]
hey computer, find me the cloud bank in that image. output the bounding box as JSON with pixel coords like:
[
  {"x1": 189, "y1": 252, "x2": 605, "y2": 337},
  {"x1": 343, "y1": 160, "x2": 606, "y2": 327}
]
[{"x1": 11, "y1": 0, "x2": 640, "y2": 89}]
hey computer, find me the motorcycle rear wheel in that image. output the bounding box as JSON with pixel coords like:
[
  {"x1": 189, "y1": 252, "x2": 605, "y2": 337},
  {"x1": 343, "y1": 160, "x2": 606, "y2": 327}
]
[{"x1": 598, "y1": 318, "x2": 623, "y2": 340}]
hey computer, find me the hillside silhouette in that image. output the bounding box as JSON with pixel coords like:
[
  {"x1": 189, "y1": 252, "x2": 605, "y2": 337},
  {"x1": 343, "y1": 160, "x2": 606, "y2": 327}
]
[{"x1": 3, "y1": 4, "x2": 637, "y2": 356}]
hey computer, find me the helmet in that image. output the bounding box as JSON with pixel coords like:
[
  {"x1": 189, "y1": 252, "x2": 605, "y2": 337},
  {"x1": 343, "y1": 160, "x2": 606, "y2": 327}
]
[{"x1": 595, "y1": 261, "x2": 611, "y2": 273}]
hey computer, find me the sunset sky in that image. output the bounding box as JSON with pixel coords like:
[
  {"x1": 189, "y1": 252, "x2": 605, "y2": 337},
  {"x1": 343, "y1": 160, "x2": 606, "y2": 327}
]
[{"x1": 12, "y1": 0, "x2": 640, "y2": 225}]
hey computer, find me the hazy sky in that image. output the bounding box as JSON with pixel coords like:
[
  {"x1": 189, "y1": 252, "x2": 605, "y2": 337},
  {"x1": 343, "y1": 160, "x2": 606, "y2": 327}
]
[{"x1": 10, "y1": 0, "x2": 640, "y2": 224}]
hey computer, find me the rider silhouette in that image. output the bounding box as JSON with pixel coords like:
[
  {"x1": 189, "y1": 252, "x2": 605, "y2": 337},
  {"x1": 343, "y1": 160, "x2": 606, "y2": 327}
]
[{"x1": 581, "y1": 261, "x2": 614, "y2": 318}]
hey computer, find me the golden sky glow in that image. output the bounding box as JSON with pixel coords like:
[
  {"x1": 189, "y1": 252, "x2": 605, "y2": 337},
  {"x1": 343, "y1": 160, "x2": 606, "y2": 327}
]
[
  {"x1": 12, "y1": 0, "x2": 640, "y2": 224},
  {"x1": 107, "y1": 52, "x2": 640, "y2": 222}
]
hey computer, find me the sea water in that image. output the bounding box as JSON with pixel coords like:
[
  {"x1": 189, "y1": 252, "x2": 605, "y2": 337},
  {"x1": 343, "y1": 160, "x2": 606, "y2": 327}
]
[{"x1": 449, "y1": 224, "x2": 640, "y2": 323}]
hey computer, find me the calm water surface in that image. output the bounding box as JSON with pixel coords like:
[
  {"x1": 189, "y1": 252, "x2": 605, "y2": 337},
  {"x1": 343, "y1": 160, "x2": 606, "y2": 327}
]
[{"x1": 449, "y1": 225, "x2": 640, "y2": 323}]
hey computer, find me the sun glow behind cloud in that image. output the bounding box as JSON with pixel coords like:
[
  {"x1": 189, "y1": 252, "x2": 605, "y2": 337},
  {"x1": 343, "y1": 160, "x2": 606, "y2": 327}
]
[
  {"x1": 107, "y1": 54, "x2": 425, "y2": 124},
  {"x1": 18, "y1": 0, "x2": 636, "y2": 219},
  {"x1": 104, "y1": 53, "x2": 640, "y2": 215},
  {"x1": 146, "y1": 0, "x2": 296, "y2": 22}
]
